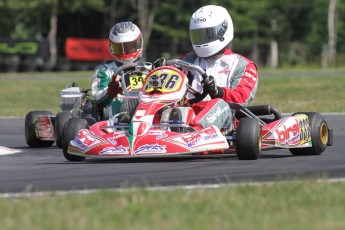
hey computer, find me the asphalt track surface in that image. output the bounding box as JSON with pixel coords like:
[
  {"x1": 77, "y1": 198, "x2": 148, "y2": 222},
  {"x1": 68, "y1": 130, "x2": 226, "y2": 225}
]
[{"x1": 0, "y1": 115, "x2": 344, "y2": 194}]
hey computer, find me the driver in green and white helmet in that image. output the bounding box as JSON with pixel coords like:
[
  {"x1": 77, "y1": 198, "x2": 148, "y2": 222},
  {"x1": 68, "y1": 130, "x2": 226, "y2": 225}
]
[{"x1": 91, "y1": 21, "x2": 144, "y2": 121}]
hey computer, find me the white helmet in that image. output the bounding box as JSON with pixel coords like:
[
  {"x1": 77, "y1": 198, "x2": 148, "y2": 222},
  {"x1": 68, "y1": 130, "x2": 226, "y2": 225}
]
[
  {"x1": 109, "y1": 22, "x2": 143, "y2": 63},
  {"x1": 189, "y1": 5, "x2": 234, "y2": 58}
]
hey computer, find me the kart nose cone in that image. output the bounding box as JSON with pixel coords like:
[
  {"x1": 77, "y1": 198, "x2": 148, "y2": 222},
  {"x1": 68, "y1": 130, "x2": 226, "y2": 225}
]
[{"x1": 129, "y1": 121, "x2": 150, "y2": 136}]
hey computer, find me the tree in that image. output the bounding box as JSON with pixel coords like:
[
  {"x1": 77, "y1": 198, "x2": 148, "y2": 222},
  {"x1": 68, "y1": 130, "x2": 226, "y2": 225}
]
[
  {"x1": 151, "y1": 1, "x2": 192, "y2": 59},
  {"x1": 327, "y1": 0, "x2": 339, "y2": 64},
  {"x1": 133, "y1": 0, "x2": 159, "y2": 61}
]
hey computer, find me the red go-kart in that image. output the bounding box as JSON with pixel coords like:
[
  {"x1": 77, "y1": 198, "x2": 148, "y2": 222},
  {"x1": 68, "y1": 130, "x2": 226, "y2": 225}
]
[{"x1": 61, "y1": 59, "x2": 333, "y2": 161}]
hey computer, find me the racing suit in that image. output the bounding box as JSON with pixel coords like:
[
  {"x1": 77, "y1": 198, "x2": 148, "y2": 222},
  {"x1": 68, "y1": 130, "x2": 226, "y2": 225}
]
[
  {"x1": 181, "y1": 48, "x2": 258, "y2": 131},
  {"x1": 91, "y1": 60, "x2": 123, "y2": 120}
]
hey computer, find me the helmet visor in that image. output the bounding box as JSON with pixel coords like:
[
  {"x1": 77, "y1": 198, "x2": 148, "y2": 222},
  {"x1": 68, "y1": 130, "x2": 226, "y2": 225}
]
[
  {"x1": 190, "y1": 20, "x2": 228, "y2": 45},
  {"x1": 110, "y1": 37, "x2": 142, "y2": 55}
]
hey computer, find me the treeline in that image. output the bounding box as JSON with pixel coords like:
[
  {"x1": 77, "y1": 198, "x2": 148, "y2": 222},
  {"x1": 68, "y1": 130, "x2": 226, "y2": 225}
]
[{"x1": 0, "y1": 0, "x2": 344, "y2": 70}]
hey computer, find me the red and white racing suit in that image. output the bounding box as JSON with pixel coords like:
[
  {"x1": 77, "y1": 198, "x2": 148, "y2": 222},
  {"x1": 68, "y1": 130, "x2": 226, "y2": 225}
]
[{"x1": 181, "y1": 48, "x2": 258, "y2": 131}]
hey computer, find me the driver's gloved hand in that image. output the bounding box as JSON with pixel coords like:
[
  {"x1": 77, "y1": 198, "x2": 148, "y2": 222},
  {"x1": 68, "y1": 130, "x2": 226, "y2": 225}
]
[
  {"x1": 203, "y1": 75, "x2": 224, "y2": 99},
  {"x1": 107, "y1": 80, "x2": 120, "y2": 98},
  {"x1": 152, "y1": 57, "x2": 166, "y2": 69}
]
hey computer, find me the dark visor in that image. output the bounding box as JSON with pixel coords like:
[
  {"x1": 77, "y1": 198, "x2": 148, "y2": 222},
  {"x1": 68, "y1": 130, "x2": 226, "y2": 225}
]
[{"x1": 190, "y1": 19, "x2": 228, "y2": 45}]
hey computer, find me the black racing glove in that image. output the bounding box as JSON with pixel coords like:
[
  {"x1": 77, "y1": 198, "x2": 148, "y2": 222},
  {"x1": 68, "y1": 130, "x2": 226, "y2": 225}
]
[{"x1": 203, "y1": 75, "x2": 224, "y2": 99}]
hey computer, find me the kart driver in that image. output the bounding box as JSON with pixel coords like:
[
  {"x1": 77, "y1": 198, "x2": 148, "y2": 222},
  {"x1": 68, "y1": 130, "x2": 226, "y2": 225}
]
[
  {"x1": 181, "y1": 5, "x2": 259, "y2": 132},
  {"x1": 91, "y1": 21, "x2": 144, "y2": 121}
]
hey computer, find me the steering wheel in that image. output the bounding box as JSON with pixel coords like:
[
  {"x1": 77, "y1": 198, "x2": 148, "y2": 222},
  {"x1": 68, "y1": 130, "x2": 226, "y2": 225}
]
[
  {"x1": 111, "y1": 62, "x2": 153, "y2": 96},
  {"x1": 110, "y1": 63, "x2": 137, "y2": 94},
  {"x1": 166, "y1": 59, "x2": 209, "y2": 104}
]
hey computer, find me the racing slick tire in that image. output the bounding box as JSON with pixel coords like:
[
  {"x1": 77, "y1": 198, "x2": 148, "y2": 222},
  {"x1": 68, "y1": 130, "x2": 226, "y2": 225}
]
[
  {"x1": 236, "y1": 117, "x2": 262, "y2": 160},
  {"x1": 62, "y1": 117, "x2": 89, "y2": 161},
  {"x1": 161, "y1": 107, "x2": 182, "y2": 132},
  {"x1": 25, "y1": 110, "x2": 55, "y2": 147},
  {"x1": 289, "y1": 112, "x2": 330, "y2": 156},
  {"x1": 55, "y1": 111, "x2": 72, "y2": 148}
]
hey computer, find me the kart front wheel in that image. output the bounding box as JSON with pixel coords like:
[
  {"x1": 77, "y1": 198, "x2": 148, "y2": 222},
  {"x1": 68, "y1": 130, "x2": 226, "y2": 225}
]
[
  {"x1": 62, "y1": 118, "x2": 88, "y2": 161},
  {"x1": 55, "y1": 111, "x2": 72, "y2": 148},
  {"x1": 236, "y1": 117, "x2": 262, "y2": 160},
  {"x1": 25, "y1": 110, "x2": 54, "y2": 147},
  {"x1": 289, "y1": 112, "x2": 329, "y2": 156}
]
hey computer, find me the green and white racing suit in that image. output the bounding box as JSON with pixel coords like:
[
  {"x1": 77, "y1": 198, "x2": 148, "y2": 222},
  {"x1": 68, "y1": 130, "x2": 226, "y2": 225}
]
[{"x1": 91, "y1": 60, "x2": 124, "y2": 120}]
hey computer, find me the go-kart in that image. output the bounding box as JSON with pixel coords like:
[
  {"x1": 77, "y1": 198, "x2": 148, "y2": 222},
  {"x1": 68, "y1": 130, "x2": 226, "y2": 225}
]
[
  {"x1": 25, "y1": 62, "x2": 151, "y2": 149},
  {"x1": 25, "y1": 82, "x2": 96, "y2": 148},
  {"x1": 62, "y1": 59, "x2": 333, "y2": 161}
]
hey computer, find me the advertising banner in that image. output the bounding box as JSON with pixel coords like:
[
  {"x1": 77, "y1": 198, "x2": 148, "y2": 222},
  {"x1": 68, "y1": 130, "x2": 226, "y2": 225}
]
[
  {"x1": 0, "y1": 39, "x2": 48, "y2": 57},
  {"x1": 65, "y1": 38, "x2": 112, "y2": 61}
]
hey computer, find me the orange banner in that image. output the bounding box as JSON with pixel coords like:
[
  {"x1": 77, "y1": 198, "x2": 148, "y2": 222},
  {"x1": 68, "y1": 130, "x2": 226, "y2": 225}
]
[{"x1": 65, "y1": 38, "x2": 113, "y2": 61}]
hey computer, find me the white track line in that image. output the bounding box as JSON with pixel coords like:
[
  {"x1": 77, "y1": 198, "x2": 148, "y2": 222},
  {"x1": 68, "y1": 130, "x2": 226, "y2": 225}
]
[{"x1": 0, "y1": 146, "x2": 21, "y2": 156}]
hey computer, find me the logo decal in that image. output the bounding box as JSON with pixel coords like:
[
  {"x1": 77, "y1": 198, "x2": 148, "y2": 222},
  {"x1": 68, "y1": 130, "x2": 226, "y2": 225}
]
[
  {"x1": 187, "y1": 133, "x2": 219, "y2": 148},
  {"x1": 206, "y1": 106, "x2": 230, "y2": 123},
  {"x1": 99, "y1": 146, "x2": 129, "y2": 155},
  {"x1": 135, "y1": 144, "x2": 166, "y2": 154},
  {"x1": 276, "y1": 120, "x2": 300, "y2": 145},
  {"x1": 194, "y1": 17, "x2": 206, "y2": 23}
]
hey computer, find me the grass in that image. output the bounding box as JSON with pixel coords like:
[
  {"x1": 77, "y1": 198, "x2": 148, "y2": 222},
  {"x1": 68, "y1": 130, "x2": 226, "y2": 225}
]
[
  {"x1": 0, "y1": 180, "x2": 345, "y2": 230},
  {"x1": 254, "y1": 75, "x2": 345, "y2": 113},
  {"x1": 0, "y1": 71, "x2": 92, "y2": 117},
  {"x1": 1, "y1": 69, "x2": 345, "y2": 116}
]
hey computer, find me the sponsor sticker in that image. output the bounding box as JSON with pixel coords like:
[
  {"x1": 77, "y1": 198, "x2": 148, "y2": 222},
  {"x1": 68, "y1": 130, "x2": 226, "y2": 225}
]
[
  {"x1": 156, "y1": 134, "x2": 168, "y2": 140},
  {"x1": 187, "y1": 133, "x2": 219, "y2": 147},
  {"x1": 36, "y1": 116, "x2": 54, "y2": 139},
  {"x1": 73, "y1": 129, "x2": 102, "y2": 151},
  {"x1": 99, "y1": 146, "x2": 129, "y2": 155},
  {"x1": 206, "y1": 106, "x2": 230, "y2": 123},
  {"x1": 134, "y1": 144, "x2": 167, "y2": 154},
  {"x1": 276, "y1": 119, "x2": 300, "y2": 146}
]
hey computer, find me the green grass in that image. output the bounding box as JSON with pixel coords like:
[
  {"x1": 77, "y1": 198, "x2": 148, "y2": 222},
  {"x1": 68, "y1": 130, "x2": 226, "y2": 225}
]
[
  {"x1": 1, "y1": 180, "x2": 345, "y2": 230},
  {"x1": 0, "y1": 71, "x2": 92, "y2": 116},
  {"x1": 1, "y1": 69, "x2": 345, "y2": 116},
  {"x1": 254, "y1": 75, "x2": 345, "y2": 113}
]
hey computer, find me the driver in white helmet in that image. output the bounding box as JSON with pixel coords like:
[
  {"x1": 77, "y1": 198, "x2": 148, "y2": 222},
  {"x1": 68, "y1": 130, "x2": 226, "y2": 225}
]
[
  {"x1": 91, "y1": 21, "x2": 143, "y2": 121},
  {"x1": 181, "y1": 5, "x2": 259, "y2": 132}
]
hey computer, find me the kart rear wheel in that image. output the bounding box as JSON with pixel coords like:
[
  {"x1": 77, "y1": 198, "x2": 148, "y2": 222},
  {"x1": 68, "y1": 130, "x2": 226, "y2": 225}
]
[
  {"x1": 236, "y1": 117, "x2": 262, "y2": 160},
  {"x1": 62, "y1": 117, "x2": 88, "y2": 161},
  {"x1": 289, "y1": 112, "x2": 329, "y2": 156},
  {"x1": 55, "y1": 111, "x2": 72, "y2": 148},
  {"x1": 25, "y1": 110, "x2": 54, "y2": 147}
]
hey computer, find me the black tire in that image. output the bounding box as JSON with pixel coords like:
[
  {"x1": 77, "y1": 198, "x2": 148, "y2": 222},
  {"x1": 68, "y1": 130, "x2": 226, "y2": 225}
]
[
  {"x1": 161, "y1": 107, "x2": 182, "y2": 132},
  {"x1": 289, "y1": 112, "x2": 329, "y2": 156},
  {"x1": 62, "y1": 117, "x2": 88, "y2": 161},
  {"x1": 236, "y1": 117, "x2": 262, "y2": 160},
  {"x1": 55, "y1": 111, "x2": 72, "y2": 148},
  {"x1": 25, "y1": 110, "x2": 54, "y2": 147}
]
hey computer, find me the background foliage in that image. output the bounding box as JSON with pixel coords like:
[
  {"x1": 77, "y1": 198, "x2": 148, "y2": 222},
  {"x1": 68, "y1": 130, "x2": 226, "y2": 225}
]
[{"x1": 0, "y1": 0, "x2": 344, "y2": 69}]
